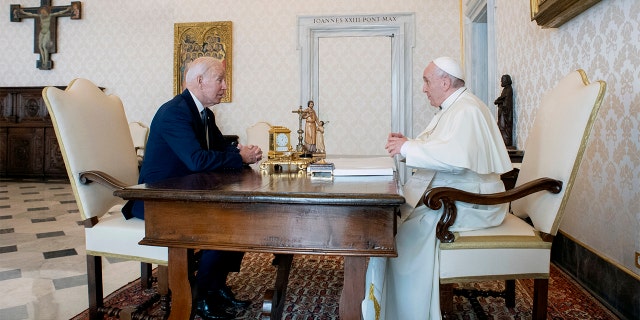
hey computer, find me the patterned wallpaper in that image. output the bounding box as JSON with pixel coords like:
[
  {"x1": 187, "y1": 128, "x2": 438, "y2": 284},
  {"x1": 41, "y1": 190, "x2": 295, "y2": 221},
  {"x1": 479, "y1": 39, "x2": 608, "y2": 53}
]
[
  {"x1": 495, "y1": 0, "x2": 640, "y2": 276},
  {"x1": 318, "y1": 36, "x2": 391, "y2": 155},
  {"x1": 2, "y1": 0, "x2": 636, "y2": 276},
  {"x1": 0, "y1": 0, "x2": 458, "y2": 153}
]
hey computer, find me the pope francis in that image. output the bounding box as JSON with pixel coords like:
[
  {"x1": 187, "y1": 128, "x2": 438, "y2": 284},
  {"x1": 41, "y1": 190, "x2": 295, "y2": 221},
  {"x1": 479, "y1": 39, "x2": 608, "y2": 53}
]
[{"x1": 362, "y1": 57, "x2": 512, "y2": 319}]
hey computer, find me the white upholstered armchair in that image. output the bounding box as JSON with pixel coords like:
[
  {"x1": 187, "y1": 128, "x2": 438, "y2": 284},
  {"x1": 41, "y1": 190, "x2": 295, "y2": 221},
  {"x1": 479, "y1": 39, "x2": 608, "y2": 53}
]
[
  {"x1": 128, "y1": 121, "x2": 149, "y2": 168},
  {"x1": 424, "y1": 70, "x2": 606, "y2": 319},
  {"x1": 43, "y1": 79, "x2": 168, "y2": 319},
  {"x1": 246, "y1": 121, "x2": 273, "y2": 157}
]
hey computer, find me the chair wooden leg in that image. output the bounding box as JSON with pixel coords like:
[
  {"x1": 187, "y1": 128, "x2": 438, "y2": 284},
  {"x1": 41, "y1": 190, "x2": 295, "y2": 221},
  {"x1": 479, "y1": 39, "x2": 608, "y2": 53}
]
[
  {"x1": 156, "y1": 265, "x2": 170, "y2": 312},
  {"x1": 505, "y1": 279, "x2": 516, "y2": 308},
  {"x1": 532, "y1": 278, "x2": 548, "y2": 320},
  {"x1": 440, "y1": 283, "x2": 454, "y2": 319},
  {"x1": 86, "y1": 255, "x2": 103, "y2": 320},
  {"x1": 141, "y1": 262, "x2": 153, "y2": 289}
]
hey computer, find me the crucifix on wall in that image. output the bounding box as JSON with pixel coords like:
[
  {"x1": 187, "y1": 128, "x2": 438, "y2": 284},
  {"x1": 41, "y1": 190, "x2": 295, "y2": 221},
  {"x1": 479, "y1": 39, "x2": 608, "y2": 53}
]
[{"x1": 10, "y1": 0, "x2": 81, "y2": 70}]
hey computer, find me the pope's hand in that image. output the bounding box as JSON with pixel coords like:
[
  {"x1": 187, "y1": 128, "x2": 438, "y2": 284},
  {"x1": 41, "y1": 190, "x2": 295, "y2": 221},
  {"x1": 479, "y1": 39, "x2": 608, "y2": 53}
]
[{"x1": 385, "y1": 132, "x2": 407, "y2": 157}]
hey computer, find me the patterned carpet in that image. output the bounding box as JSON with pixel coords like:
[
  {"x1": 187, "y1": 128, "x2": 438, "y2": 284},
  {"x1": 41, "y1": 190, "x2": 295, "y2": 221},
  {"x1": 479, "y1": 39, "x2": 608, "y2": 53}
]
[{"x1": 71, "y1": 252, "x2": 618, "y2": 320}]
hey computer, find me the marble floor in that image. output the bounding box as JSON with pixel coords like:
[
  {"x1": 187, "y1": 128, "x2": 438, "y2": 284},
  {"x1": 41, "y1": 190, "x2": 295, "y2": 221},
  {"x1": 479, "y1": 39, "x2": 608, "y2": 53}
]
[{"x1": 0, "y1": 179, "x2": 141, "y2": 320}]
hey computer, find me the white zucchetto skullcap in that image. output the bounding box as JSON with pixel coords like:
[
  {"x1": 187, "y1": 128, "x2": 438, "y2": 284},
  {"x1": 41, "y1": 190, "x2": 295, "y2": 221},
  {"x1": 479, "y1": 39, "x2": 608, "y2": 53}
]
[{"x1": 433, "y1": 56, "x2": 464, "y2": 81}]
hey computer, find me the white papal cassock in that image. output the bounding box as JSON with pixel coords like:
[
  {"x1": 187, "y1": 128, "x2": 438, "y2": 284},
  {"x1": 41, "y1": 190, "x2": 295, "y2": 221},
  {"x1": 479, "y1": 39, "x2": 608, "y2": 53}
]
[{"x1": 363, "y1": 87, "x2": 512, "y2": 320}]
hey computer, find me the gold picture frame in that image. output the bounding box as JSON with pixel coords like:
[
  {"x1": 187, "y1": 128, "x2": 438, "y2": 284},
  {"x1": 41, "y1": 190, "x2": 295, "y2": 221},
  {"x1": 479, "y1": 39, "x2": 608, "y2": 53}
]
[
  {"x1": 530, "y1": 0, "x2": 601, "y2": 28},
  {"x1": 173, "y1": 21, "x2": 232, "y2": 101}
]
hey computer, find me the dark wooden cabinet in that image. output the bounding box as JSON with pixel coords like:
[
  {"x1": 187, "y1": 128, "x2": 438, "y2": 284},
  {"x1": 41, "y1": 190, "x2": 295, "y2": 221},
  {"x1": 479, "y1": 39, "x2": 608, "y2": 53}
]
[{"x1": 0, "y1": 86, "x2": 67, "y2": 179}]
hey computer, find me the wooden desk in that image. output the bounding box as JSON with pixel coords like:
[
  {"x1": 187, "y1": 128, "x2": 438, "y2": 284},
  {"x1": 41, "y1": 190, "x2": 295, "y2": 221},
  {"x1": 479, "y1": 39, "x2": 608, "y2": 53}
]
[{"x1": 114, "y1": 168, "x2": 403, "y2": 320}]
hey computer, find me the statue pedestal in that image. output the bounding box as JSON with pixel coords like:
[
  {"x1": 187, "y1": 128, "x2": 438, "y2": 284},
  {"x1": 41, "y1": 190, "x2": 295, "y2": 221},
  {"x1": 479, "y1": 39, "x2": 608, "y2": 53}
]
[{"x1": 508, "y1": 149, "x2": 524, "y2": 163}]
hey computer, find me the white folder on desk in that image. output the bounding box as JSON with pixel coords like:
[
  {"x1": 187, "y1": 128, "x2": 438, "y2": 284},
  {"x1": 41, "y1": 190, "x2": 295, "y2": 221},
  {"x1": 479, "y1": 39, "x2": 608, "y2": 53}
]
[{"x1": 328, "y1": 157, "x2": 395, "y2": 176}]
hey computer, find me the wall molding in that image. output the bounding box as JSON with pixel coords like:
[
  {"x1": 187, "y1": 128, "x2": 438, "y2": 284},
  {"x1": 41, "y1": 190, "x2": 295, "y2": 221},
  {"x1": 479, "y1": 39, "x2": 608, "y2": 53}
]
[
  {"x1": 297, "y1": 13, "x2": 415, "y2": 137},
  {"x1": 552, "y1": 231, "x2": 639, "y2": 319}
]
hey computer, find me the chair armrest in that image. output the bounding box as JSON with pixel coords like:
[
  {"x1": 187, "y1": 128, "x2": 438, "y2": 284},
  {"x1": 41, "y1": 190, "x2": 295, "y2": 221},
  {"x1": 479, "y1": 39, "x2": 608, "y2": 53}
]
[
  {"x1": 424, "y1": 178, "x2": 562, "y2": 243},
  {"x1": 79, "y1": 170, "x2": 130, "y2": 190}
]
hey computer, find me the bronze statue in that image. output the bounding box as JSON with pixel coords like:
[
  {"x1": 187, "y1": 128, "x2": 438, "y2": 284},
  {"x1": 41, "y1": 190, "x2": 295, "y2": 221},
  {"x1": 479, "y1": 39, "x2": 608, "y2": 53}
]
[{"x1": 494, "y1": 74, "x2": 513, "y2": 148}]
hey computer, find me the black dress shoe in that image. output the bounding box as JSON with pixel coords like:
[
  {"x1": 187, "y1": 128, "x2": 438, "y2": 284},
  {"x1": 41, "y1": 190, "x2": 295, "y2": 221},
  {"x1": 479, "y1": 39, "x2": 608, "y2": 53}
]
[
  {"x1": 209, "y1": 286, "x2": 251, "y2": 309},
  {"x1": 195, "y1": 298, "x2": 235, "y2": 320}
]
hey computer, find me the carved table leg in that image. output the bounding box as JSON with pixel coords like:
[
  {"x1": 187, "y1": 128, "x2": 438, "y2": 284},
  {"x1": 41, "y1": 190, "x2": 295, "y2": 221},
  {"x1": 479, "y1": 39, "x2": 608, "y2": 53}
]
[
  {"x1": 340, "y1": 256, "x2": 366, "y2": 320},
  {"x1": 262, "y1": 254, "x2": 294, "y2": 320},
  {"x1": 167, "y1": 247, "x2": 194, "y2": 320}
]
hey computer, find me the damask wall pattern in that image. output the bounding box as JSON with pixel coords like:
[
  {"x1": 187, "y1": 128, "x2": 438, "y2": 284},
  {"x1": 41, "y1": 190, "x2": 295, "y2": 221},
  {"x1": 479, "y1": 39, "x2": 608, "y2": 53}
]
[
  {"x1": 172, "y1": 0, "x2": 461, "y2": 152},
  {"x1": 0, "y1": 0, "x2": 459, "y2": 153},
  {"x1": 2, "y1": 0, "x2": 637, "y2": 278},
  {"x1": 318, "y1": 36, "x2": 391, "y2": 156},
  {"x1": 495, "y1": 0, "x2": 639, "y2": 276}
]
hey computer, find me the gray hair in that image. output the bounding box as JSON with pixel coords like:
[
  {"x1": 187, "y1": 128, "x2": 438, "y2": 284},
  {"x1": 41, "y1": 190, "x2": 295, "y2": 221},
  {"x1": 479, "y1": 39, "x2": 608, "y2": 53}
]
[{"x1": 433, "y1": 65, "x2": 465, "y2": 89}]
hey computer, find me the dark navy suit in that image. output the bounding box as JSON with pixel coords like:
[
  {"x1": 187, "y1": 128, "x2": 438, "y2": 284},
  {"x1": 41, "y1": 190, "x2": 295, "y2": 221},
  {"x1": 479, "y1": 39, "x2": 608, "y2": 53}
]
[
  {"x1": 134, "y1": 89, "x2": 242, "y2": 197},
  {"x1": 126, "y1": 89, "x2": 244, "y2": 297}
]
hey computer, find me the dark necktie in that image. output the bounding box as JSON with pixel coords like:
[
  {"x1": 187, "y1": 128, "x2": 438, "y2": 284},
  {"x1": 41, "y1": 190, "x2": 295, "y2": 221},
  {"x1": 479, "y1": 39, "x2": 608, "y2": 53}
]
[{"x1": 201, "y1": 110, "x2": 209, "y2": 150}]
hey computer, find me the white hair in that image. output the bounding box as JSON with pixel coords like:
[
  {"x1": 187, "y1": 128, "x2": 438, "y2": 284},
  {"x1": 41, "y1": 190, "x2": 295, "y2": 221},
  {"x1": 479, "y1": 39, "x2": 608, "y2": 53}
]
[{"x1": 184, "y1": 57, "x2": 223, "y2": 85}]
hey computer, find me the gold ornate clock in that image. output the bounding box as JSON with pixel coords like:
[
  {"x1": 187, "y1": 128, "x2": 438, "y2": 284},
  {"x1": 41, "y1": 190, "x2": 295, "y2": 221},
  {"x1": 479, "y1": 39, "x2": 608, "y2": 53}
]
[
  {"x1": 268, "y1": 126, "x2": 291, "y2": 158},
  {"x1": 261, "y1": 124, "x2": 316, "y2": 173}
]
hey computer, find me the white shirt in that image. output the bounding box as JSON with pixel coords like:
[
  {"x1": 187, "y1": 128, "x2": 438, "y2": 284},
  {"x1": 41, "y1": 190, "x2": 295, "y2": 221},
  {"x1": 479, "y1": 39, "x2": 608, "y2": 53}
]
[{"x1": 188, "y1": 90, "x2": 206, "y2": 114}]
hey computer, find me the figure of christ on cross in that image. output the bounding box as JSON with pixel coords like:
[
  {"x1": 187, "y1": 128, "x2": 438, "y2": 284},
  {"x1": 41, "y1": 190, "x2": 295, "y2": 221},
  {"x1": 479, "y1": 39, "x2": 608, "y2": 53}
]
[{"x1": 10, "y1": 0, "x2": 81, "y2": 70}]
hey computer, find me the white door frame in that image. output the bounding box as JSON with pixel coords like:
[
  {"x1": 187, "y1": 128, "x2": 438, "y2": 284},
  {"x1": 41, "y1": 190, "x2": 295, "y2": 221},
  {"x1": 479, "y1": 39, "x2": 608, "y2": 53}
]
[
  {"x1": 298, "y1": 13, "x2": 415, "y2": 138},
  {"x1": 464, "y1": 0, "x2": 497, "y2": 115}
]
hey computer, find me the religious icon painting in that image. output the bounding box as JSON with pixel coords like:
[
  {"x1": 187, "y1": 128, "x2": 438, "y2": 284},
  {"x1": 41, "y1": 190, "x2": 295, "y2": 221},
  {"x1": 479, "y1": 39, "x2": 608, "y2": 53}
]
[
  {"x1": 9, "y1": 1, "x2": 82, "y2": 70},
  {"x1": 173, "y1": 21, "x2": 233, "y2": 102}
]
